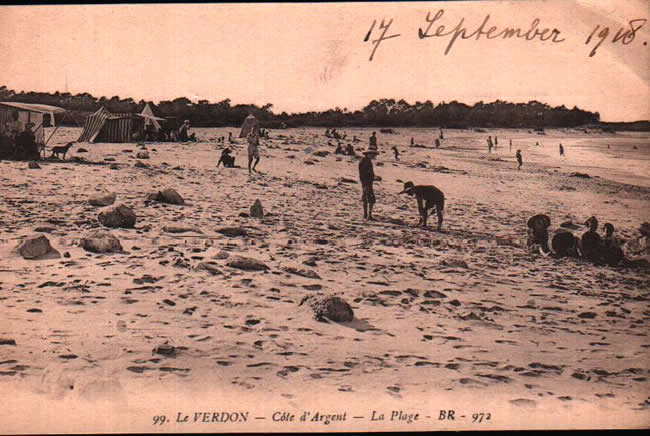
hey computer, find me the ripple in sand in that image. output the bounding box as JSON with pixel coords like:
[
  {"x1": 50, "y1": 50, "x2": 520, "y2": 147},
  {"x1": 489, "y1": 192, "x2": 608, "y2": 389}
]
[{"x1": 509, "y1": 398, "x2": 537, "y2": 408}]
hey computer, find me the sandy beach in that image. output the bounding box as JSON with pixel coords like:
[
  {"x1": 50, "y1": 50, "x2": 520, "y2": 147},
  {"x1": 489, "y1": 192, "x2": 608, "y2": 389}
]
[{"x1": 0, "y1": 126, "x2": 648, "y2": 432}]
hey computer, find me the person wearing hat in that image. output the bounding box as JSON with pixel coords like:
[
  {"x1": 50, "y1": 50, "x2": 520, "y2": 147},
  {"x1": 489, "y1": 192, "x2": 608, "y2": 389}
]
[
  {"x1": 178, "y1": 119, "x2": 191, "y2": 142},
  {"x1": 399, "y1": 181, "x2": 445, "y2": 230},
  {"x1": 359, "y1": 148, "x2": 378, "y2": 220}
]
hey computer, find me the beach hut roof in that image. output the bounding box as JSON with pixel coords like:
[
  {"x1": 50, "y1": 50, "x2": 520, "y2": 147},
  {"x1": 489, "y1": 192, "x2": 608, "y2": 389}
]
[{"x1": 0, "y1": 102, "x2": 66, "y2": 114}]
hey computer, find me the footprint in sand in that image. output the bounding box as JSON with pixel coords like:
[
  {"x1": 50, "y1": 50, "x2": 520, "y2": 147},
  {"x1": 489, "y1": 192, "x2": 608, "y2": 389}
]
[{"x1": 386, "y1": 385, "x2": 402, "y2": 398}]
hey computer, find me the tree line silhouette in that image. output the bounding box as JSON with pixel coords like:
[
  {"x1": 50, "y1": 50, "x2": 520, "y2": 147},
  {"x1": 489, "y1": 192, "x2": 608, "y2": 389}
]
[{"x1": 1, "y1": 85, "x2": 605, "y2": 129}]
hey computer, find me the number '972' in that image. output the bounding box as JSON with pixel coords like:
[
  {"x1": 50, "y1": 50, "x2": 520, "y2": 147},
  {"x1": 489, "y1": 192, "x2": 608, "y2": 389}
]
[{"x1": 472, "y1": 412, "x2": 491, "y2": 423}]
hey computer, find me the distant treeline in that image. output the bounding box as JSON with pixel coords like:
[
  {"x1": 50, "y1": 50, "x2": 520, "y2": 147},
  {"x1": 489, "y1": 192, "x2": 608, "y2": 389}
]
[
  {"x1": 600, "y1": 121, "x2": 650, "y2": 132},
  {"x1": 0, "y1": 84, "x2": 615, "y2": 129}
]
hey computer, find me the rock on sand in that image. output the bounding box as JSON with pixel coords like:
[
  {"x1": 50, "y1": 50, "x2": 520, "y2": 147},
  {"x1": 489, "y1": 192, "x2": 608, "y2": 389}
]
[
  {"x1": 88, "y1": 192, "x2": 117, "y2": 207},
  {"x1": 301, "y1": 294, "x2": 354, "y2": 322},
  {"x1": 217, "y1": 227, "x2": 248, "y2": 237},
  {"x1": 226, "y1": 255, "x2": 268, "y2": 271},
  {"x1": 98, "y1": 203, "x2": 136, "y2": 228},
  {"x1": 250, "y1": 199, "x2": 264, "y2": 218},
  {"x1": 79, "y1": 230, "x2": 123, "y2": 253},
  {"x1": 147, "y1": 188, "x2": 184, "y2": 205},
  {"x1": 14, "y1": 234, "x2": 58, "y2": 259}
]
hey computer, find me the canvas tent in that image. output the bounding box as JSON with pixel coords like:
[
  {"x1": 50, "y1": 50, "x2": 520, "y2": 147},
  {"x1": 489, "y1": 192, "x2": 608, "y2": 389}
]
[
  {"x1": 239, "y1": 114, "x2": 260, "y2": 138},
  {"x1": 0, "y1": 101, "x2": 66, "y2": 144},
  {"x1": 138, "y1": 102, "x2": 165, "y2": 131},
  {"x1": 78, "y1": 106, "x2": 145, "y2": 143}
]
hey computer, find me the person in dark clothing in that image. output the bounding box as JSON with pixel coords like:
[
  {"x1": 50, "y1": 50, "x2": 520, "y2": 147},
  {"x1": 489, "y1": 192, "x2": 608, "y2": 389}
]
[
  {"x1": 580, "y1": 216, "x2": 601, "y2": 261},
  {"x1": 552, "y1": 230, "x2": 580, "y2": 257},
  {"x1": 399, "y1": 181, "x2": 445, "y2": 230},
  {"x1": 15, "y1": 123, "x2": 37, "y2": 160},
  {"x1": 526, "y1": 214, "x2": 551, "y2": 255},
  {"x1": 559, "y1": 143, "x2": 565, "y2": 156},
  {"x1": 391, "y1": 145, "x2": 399, "y2": 161},
  {"x1": 217, "y1": 147, "x2": 235, "y2": 168},
  {"x1": 335, "y1": 143, "x2": 345, "y2": 154},
  {"x1": 358, "y1": 149, "x2": 378, "y2": 220},
  {"x1": 516, "y1": 149, "x2": 523, "y2": 170},
  {"x1": 345, "y1": 143, "x2": 356, "y2": 156},
  {"x1": 369, "y1": 131, "x2": 377, "y2": 150},
  {"x1": 600, "y1": 223, "x2": 624, "y2": 266}
]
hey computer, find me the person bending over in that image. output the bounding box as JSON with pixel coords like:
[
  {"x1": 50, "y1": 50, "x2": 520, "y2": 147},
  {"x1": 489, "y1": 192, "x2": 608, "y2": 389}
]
[{"x1": 399, "y1": 181, "x2": 445, "y2": 230}]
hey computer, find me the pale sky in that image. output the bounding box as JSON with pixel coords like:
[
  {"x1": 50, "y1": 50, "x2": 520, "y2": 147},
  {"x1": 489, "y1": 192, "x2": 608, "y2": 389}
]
[{"x1": 0, "y1": 1, "x2": 648, "y2": 121}]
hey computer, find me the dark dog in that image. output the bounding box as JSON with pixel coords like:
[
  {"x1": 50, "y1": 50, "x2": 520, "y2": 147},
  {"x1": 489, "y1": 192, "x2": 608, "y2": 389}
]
[{"x1": 51, "y1": 142, "x2": 74, "y2": 160}]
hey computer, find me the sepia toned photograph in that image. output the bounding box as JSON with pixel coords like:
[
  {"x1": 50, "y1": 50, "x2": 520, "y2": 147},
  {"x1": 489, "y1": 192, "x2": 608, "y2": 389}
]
[{"x1": 0, "y1": 0, "x2": 648, "y2": 432}]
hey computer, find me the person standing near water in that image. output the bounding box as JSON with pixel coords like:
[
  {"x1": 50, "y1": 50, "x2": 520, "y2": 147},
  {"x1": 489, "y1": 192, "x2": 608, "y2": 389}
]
[
  {"x1": 509, "y1": 139, "x2": 512, "y2": 151},
  {"x1": 516, "y1": 149, "x2": 523, "y2": 170},
  {"x1": 487, "y1": 136, "x2": 493, "y2": 153},
  {"x1": 359, "y1": 148, "x2": 378, "y2": 220},
  {"x1": 494, "y1": 136, "x2": 498, "y2": 150},
  {"x1": 559, "y1": 143, "x2": 565, "y2": 156}
]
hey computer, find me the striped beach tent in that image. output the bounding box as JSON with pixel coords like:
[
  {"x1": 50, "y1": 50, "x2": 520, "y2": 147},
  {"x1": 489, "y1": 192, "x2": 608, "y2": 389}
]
[{"x1": 78, "y1": 106, "x2": 144, "y2": 143}]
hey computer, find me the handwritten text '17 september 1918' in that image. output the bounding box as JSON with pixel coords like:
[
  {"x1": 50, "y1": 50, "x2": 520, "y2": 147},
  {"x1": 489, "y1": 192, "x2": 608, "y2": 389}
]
[{"x1": 364, "y1": 9, "x2": 647, "y2": 61}]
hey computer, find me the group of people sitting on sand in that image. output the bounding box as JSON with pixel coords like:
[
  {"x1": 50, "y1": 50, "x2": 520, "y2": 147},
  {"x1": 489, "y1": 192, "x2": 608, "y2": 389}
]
[
  {"x1": 325, "y1": 128, "x2": 346, "y2": 140},
  {"x1": 141, "y1": 119, "x2": 197, "y2": 143},
  {"x1": 334, "y1": 142, "x2": 357, "y2": 156},
  {"x1": 0, "y1": 110, "x2": 40, "y2": 161},
  {"x1": 527, "y1": 214, "x2": 627, "y2": 266}
]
